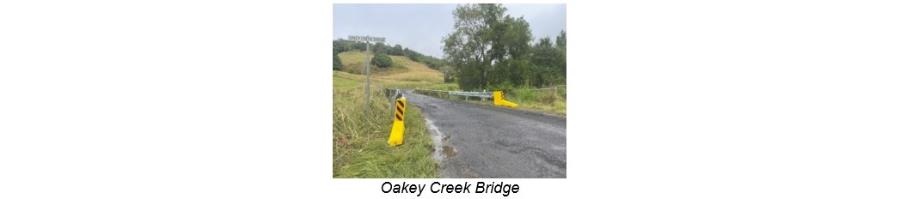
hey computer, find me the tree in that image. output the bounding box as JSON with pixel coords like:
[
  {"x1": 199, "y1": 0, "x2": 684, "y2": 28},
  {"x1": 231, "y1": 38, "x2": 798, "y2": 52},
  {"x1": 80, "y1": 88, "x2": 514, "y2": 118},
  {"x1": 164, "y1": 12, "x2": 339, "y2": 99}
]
[
  {"x1": 440, "y1": 65, "x2": 455, "y2": 83},
  {"x1": 494, "y1": 16, "x2": 532, "y2": 87},
  {"x1": 389, "y1": 44, "x2": 404, "y2": 56},
  {"x1": 555, "y1": 30, "x2": 566, "y2": 50},
  {"x1": 401, "y1": 47, "x2": 430, "y2": 63},
  {"x1": 372, "y1": 42, "x2": 388, "y2": 54},
  {"x1": 351, "y1": 41, "x2": 367, "y2": 51},
  {"x1": 555, "y1": 30, "x2": 566, "y2": 84},
  {"x1": 443, "y1": 4, "x2": 533, "y2": 90},
  {"x1": 372, "y1": 53, "x2": 393, "y2": 68},
  {"x1": 333, "y1": 39, "x2": 356, "y2": 53},
  {"x1": 333, "y1": 52, "x2": 342, "y2": 70},
  {"x1": 333, "y1": 40, "x2": 345, "y2": 70},
  {"x1": 530, "y1": 37, "x2": 560, "y2": 86}
]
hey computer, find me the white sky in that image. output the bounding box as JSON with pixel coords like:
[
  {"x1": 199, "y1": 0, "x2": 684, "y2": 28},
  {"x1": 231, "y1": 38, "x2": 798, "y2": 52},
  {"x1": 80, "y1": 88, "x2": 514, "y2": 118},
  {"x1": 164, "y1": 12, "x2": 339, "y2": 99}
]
[{"x1": 333, "y1": 4, "x2": 566, "y2": 57}]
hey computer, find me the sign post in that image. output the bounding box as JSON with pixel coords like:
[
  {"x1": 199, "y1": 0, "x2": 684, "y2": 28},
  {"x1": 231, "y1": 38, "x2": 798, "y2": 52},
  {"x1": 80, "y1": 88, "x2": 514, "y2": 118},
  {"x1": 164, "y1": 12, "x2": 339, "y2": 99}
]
[{"x1": 348, "y1": 35, "x2": 385, "y2": 109}]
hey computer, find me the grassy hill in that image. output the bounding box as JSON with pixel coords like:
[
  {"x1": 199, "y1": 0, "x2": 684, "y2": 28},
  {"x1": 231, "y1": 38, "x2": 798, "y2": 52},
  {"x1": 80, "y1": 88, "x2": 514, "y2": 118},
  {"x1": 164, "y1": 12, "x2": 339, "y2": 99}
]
[{"x1": 336, "y1": 51, "x2": 444, "y2": 83}]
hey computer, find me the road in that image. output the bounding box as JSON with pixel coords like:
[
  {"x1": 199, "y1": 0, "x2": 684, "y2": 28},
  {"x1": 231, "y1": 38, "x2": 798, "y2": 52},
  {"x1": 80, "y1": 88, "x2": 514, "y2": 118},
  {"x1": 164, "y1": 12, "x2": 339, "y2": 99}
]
[{"x1": 403, "y1": 91, "x2": 566, "y2": 178}]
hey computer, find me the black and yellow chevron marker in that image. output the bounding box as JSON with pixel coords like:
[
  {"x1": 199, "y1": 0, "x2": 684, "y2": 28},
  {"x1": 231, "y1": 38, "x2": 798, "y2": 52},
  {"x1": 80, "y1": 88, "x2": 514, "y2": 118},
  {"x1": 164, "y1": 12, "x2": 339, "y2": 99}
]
[
  {"x1": 394, "y1": 99, "x2": 405, "y2": 121},
  {"x1": 388, "y1": 96, "x2": 407, "y2": 146}
]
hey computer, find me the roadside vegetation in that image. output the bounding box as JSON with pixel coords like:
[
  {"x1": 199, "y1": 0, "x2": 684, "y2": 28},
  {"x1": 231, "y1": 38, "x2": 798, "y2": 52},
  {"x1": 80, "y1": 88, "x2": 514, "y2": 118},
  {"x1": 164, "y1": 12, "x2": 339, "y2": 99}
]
[
  {"x1": 440, "y1": 4, "x2": 567, "y2": 115},
  {"x1": 332, "y1": 51, "x2": 445, "y2": 178},
  {"x1": 505, "y1": 86, "x2": 567, "y2": 116}
]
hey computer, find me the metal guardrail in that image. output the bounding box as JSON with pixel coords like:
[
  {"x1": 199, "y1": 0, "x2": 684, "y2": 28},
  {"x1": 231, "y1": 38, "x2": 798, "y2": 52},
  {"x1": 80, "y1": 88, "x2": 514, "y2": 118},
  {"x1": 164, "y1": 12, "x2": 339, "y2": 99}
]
[
  {"x1": 448, "y1": 91, "x2": 492, "y2": 99},
  {"x1": 415, "y1": 89, "x2": 492, "y2": 101}
]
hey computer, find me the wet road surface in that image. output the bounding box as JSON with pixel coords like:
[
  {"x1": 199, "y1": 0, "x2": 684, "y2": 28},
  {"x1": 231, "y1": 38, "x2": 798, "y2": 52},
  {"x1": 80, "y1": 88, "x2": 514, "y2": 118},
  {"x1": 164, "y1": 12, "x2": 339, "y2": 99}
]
[{"x1": 404, "y1": 91, "x2": 566, "y2": 178}]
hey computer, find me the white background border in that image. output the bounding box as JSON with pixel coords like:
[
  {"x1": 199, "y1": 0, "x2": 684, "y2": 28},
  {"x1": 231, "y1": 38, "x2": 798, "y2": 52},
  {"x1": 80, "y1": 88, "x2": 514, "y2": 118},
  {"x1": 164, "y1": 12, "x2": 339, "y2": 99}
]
[{"x1": 2, "y1": 0, "x2": 899, "y2": 198}]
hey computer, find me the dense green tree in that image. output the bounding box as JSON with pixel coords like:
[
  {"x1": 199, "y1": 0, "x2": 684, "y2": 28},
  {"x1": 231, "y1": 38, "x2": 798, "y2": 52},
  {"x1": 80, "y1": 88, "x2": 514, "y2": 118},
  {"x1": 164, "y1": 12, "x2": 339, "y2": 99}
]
[
  {"x1": 333, "y1": 40, "x2": 347, "y2": 70},
  {"x1": 555, "y1": 30, "x2": 566, "y2": 84},
  {"x1": 388, "y1": 44, "x2": 404, "y2": 55},
  {"x1": 495, "y1": 16, "x2": 533, "y2": 87},
  {"x1": 530, "y1": 37, "x2": 562, "y2": 86},
  {"x1": 372, "y1": 42, "x2": 388, "y2": 54},
  {"x1": 556, "y1": 30, "x2": 566, "y2": 50},
  {"x1": 443, "y1": 4, "x2": 535, "y2": 90},
  {"x1": 442, "y1": 4, "x2": 566, "y2": 89},
  {"x1": 351, "y1": 41, "x2": 367, "y2": 51},
  {"x1": 333, "y1": 40, "x2": 347, "y2": 53}
]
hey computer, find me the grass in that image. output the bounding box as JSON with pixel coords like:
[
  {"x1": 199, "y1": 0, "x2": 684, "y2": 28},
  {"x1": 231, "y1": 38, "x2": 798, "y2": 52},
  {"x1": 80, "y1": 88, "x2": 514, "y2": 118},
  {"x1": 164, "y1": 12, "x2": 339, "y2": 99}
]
[
  {"x1": 333, "y1": 52, "x2": 446, "y2": 178},
  {"x1": 333, "y1": 71, "x2": 438, "y2": 178},
  {"x1": 505, "y1": 86, "x2": 567, "y2": 116},
  {"x1": 338, "y1": 51, "x2": 445, "y2": 83},
  {"x1": 335, "y1": 51, "x2": 448, "y2": 91},
  {"x1": 378, "y1": 55, "x2": 443, "y2": 82},
  {"x1": 336, "y1": 51, "x2": 371, "y2": 74}
]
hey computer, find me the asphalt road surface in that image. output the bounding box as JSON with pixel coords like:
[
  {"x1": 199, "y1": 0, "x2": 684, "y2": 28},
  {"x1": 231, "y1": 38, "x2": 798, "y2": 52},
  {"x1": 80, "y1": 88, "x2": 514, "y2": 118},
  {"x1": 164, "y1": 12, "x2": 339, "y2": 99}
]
[{"x1": 403, "y1": 91, "x2": 566, "y2": 178}]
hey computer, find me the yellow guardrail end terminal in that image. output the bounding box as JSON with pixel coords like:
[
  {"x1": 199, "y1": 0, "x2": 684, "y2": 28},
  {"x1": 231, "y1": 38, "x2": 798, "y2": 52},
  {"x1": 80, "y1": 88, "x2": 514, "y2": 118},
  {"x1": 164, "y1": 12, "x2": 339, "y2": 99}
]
[{"x1": 492, "y1": 91, "x2": 518, "y2": 108}]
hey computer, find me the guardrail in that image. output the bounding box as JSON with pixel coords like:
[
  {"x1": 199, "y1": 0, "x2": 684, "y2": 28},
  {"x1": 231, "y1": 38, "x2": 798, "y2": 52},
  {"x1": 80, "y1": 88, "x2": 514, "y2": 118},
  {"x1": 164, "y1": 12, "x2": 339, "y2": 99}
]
[
  {"x1": 415, "y1": 89, "x2": 493, "y2": 101},
  {"x1": 415, "y1": 85, "x2": 565, "y2": 101},
  {"x1": 449, "y1": 91, "x2": 492, "y2": 101},
  {"x1": 413, "y1": 89, "x2": 518, "y2": 108}
]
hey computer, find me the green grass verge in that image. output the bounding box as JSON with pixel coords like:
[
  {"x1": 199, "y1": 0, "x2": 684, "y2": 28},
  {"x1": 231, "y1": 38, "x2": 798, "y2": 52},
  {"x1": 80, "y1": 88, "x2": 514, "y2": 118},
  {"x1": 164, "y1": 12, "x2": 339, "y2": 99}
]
[
  {"x1": 505, "y1": 87, "x2": 567, "y2": 116},
  {"x1": 333, "y1": 71, "x2": 438, "y2": 178}
]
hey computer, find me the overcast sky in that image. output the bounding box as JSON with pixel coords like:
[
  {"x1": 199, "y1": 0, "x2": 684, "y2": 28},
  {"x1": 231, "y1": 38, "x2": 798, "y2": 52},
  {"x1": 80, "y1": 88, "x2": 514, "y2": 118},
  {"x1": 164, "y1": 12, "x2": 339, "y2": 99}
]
[{"x1": 333, "y1": 4, "x2": 566, "y2": 58}]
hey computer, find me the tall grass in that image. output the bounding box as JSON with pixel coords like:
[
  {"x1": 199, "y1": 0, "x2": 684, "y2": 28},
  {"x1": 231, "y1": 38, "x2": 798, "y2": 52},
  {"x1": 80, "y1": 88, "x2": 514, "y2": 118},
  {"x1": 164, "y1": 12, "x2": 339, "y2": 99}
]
[
  {"x1": 505, "y1": 86, "x2": 567, "y2": 116},
  {"x1": 333, "y1": 71, "x2": 438, "y2": 178}
]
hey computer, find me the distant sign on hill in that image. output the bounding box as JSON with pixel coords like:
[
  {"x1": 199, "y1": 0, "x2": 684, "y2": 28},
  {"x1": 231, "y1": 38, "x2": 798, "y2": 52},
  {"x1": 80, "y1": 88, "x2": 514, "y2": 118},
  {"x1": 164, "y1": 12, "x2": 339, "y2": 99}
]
[{"x1": 348, "y1": 35, "x2": 385, "y2": 43}]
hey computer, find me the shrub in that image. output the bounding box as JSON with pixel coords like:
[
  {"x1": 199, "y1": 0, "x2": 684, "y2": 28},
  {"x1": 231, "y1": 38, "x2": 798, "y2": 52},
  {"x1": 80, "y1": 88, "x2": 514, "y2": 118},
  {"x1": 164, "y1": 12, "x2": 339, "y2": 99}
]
[{"x1": 372, "y1": 53, "x2": 393, "y2": 68}]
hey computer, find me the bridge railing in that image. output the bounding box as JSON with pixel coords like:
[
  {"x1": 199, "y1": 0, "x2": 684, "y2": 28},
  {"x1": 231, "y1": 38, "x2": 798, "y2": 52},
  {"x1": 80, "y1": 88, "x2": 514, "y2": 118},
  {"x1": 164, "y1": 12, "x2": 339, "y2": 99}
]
[{"x1": 415, "y1": 89, "x2": 493, "y2": 101}]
